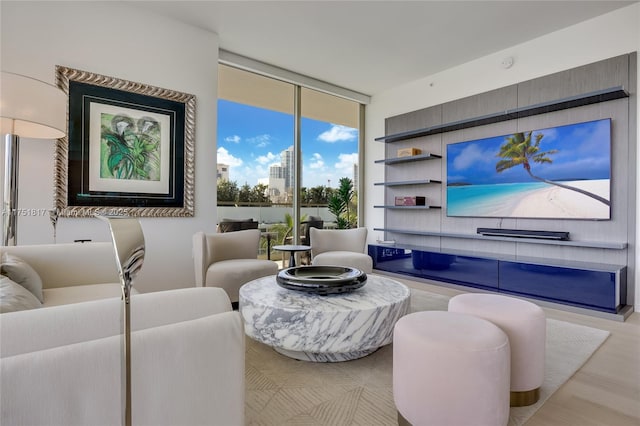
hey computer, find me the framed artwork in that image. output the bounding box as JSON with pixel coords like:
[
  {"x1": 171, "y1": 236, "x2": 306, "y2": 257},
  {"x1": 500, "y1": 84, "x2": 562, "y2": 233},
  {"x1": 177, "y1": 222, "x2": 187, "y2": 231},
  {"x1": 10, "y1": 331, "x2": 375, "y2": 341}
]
[{"x1": 54, "y1": 66, "x2": 196, "y2": 217}]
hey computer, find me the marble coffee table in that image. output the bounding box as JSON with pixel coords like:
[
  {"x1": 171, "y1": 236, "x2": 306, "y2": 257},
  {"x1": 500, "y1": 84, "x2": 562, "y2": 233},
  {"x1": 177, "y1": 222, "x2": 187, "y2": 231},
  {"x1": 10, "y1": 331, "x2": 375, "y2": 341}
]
[{"x1": 239, "y1": 273, "x2": 410, "y2": 362}]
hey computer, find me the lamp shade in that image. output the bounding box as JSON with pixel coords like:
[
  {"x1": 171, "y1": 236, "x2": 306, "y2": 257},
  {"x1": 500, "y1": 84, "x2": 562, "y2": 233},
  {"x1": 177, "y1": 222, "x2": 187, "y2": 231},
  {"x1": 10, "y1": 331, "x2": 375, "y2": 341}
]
[{"x1": 0, "y1": 71, "x2": 66, "y2": 139}]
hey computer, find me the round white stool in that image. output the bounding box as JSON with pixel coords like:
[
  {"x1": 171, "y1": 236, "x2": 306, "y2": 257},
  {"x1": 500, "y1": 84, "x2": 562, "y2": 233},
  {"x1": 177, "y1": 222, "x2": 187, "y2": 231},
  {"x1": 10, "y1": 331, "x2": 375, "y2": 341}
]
[
  {"x1": 448, "y1": 293, "x2": 546, "y2": 407},
  {"x1": 393, "y1": 311, "x2": 510, "y2": 426}
]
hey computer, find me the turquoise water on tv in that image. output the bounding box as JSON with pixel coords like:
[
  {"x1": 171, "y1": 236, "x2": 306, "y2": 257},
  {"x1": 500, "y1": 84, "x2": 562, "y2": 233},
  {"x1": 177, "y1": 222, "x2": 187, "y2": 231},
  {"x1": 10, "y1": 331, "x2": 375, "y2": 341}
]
[{"x1": 447, "y1": 182, "x2": 548, "y2": 217}]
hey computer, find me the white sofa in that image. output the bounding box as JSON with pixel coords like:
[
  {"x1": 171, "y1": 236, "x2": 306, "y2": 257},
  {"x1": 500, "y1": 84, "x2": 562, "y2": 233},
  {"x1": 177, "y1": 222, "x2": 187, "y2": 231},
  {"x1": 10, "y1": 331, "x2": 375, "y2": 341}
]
[
  {"x1": 1, "y1": 242, "x2": 126, "y2": 309},
  {"x1": 1, "y1": 286, "x2": 245, "y2": 425}
]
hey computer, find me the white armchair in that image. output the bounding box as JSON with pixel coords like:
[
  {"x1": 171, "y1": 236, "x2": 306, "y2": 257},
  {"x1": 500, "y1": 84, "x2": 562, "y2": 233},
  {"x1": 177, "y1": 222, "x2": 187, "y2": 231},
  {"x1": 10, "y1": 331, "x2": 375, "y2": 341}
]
[
  {"x1": 309, "y1": 227, "x2": 373, "y2": 273},
  {"x1": 193, "y1": 229, "x2": 278, "y2": 306}
]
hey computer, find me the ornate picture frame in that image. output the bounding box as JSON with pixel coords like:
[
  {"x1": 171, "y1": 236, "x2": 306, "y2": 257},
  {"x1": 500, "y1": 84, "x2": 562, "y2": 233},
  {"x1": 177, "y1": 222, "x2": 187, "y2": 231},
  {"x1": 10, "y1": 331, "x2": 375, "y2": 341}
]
[{"x1": 54, "y1": 66, "x2": 196, "y2": 217}]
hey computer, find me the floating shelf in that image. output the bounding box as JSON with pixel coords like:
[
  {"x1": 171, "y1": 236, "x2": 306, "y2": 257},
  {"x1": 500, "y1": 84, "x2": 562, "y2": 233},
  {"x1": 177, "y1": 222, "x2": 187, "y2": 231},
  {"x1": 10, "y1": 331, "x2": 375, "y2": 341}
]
[
  {"x1": 373, "y1": 227, "x2": 627, "y2": 250},
  {"x1": 374, "y1": 179, "x2": 441, "y2": 186},
  {"x1": 374, "y1": 153, "x2": 441, "y2": 164},
  {"x1": 374, "y1": 206, "x2": 441, "y2": 210},
  {"x1": 375, "y1": 86, "x2": 629, "y2": 143}
]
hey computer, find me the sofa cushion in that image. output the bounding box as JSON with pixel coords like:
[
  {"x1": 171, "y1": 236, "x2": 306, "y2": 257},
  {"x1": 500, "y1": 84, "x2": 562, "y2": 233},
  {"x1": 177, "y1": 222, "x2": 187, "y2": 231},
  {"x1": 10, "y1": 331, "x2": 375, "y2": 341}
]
[
  {"x1": 42, "y1": 283, "x2": 135, "y2": 308},
  {"x1": 0, "y1": 275, "x2": 42, "y2": 313},
  {"x1": 1, "y1": 253, "x2": 44, "y2": 302},
  {"x1": 206, "y1": 259, "x2": 277, "y2": 302}
]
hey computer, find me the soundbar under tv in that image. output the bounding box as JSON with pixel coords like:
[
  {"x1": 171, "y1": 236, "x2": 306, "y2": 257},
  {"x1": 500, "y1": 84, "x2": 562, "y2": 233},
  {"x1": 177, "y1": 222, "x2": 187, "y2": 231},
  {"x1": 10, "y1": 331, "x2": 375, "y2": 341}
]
[{"x1": 477, "y1": 228, "x2": 570, "y2": 241}]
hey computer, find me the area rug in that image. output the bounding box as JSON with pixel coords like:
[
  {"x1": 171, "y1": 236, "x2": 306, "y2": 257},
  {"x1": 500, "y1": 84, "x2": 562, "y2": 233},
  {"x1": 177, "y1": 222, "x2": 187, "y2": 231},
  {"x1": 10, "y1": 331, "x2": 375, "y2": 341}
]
[{"x1": 245, "y1": 288, "x2": 610, "y2": 426}]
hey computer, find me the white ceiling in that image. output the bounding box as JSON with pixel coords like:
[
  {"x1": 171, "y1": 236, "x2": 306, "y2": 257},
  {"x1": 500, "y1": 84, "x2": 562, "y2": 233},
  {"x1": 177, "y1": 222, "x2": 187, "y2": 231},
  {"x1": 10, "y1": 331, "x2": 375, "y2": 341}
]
[{"x1": 130, "y1": 1, "x2": 636, "y2": 96}]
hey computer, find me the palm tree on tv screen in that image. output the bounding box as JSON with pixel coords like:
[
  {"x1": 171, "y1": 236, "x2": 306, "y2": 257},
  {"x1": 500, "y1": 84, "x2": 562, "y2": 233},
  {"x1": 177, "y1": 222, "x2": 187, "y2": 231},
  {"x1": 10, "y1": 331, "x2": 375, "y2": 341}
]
[{"x1": 495, "y1": 131, "x2": 610, "y2": 206}]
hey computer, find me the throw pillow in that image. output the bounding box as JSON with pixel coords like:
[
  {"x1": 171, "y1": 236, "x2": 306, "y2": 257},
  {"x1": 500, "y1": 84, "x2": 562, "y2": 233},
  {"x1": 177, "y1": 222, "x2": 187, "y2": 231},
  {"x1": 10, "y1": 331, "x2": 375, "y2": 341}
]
[
  {"x1": 1, "y1": 253, "x2": 44, "y2": 303},
  {"x1": 0, "y1": 275, "x2": 43, "y2": 313}
]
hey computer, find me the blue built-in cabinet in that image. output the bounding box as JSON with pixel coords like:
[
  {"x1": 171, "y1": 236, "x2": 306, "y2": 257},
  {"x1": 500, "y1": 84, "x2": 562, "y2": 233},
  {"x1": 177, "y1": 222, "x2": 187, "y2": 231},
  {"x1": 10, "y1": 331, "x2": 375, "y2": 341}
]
[{"x1": 369, "y1": 244, "x2": 626, "y2": 314}]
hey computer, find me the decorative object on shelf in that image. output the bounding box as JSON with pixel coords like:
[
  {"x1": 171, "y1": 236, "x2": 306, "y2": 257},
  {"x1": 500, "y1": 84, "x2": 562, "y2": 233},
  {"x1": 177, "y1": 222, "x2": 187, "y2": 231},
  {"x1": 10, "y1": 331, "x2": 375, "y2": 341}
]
[
  {"x1": 396, "y1": 147, "x2": 421, "y2": 157},
  {"x1": 1, "y1": 71, "x2": 66, "y2": 246},
  {"x1": 276, "y1": 265, "x2": 367, "y2": 295},
  {"x1": 48, "y1": 209, "x2": 59, "y2": 243},
  {"x1": 394, "y1": 196, "x2": 426, "y2": 206},
  {"x1": 54, "y1": 66, "x2": 196, "y2": 218},
  {"x1": 99, "y1": 215, "x2": 145, "y2": 426}
]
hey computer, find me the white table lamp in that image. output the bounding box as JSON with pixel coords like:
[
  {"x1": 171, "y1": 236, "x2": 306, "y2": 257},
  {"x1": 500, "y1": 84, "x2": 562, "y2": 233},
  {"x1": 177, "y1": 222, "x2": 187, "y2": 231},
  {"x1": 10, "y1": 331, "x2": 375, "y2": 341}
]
[{"x1": 0, "y1": 71, "x2": 66, "y2": 245}]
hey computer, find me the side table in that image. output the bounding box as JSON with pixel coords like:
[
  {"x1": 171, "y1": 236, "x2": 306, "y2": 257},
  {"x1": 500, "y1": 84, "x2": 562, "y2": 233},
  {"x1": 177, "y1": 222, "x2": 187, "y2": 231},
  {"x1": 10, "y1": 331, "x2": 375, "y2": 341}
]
[{"x1": 272, "y1": 244, "x2": 311, "y2": 267}]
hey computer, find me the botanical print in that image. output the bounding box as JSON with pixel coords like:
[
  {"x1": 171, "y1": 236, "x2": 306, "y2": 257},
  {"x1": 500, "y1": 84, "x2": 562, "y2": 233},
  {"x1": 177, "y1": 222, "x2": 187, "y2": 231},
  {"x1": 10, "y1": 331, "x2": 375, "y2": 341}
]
[
  {"x1": 88, "y1": 102, "x2": 171, "y2": 195},
  {"x1": 56, "y1": 65, "x2": 195, "y2": 217},
  {"x1": 100, "y1": 113, "x2": 161, "y2": 181}
]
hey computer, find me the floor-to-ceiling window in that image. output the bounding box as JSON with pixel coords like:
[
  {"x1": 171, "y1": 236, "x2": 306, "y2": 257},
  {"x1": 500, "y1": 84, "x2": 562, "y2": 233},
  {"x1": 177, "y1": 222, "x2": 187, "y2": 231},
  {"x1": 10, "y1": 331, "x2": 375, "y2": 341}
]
[
  {"x1": 300, "y1": 87, "x2": 361, "y2": 229},
  {"x1": 217, "y1": 62, "x2": 365, "y2": 260}
]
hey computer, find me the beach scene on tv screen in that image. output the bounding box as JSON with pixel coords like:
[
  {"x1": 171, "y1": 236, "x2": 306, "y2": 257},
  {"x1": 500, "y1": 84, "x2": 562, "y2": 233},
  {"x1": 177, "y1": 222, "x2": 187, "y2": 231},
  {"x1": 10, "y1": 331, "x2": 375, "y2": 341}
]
[{"x1": 446, "y1": 118, "x2": 611, "y2": 219}]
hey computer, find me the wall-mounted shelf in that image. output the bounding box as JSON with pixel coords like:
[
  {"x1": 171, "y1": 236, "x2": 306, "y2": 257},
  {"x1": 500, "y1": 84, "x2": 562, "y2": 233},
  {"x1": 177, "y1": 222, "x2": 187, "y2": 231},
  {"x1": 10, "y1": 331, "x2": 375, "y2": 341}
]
[
  {"x1": 375, "y1": 86, "x2": 629, "y2": 143},
  {"x1": 374, "y1": 179, "x2": 441, "y2": 186},
  {"x1": 374, "y1": 153, "x2": 441, "y2": 164},
  {"x1": 373, "y1": 227, "x2": 627, "y2": 250},
  {"x1": 374, "y1": 206, "x2": 441, "y2": 210}
]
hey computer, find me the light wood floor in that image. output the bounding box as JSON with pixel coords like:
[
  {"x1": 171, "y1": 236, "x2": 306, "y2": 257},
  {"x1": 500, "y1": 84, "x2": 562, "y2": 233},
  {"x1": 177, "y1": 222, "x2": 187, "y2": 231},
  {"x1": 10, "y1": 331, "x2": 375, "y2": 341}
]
[{"x1": 392, "y1": 275, "x2": 640, "y2": 426}]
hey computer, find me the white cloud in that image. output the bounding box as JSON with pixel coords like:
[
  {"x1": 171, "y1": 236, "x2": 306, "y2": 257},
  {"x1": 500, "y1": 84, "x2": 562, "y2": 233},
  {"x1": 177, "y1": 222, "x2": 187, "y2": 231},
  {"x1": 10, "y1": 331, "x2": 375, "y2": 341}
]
[
  {"x1": 256, "y1": 152, "x2": 278, "y2": 165},
  {"x1": 239, "y1": 164, "x2": 269, "y2": 185},
  {"x1": 224, "y1": 135, "x2": 241, "y2": 143},
  {"x1": 335, "y1": 153, "x2": 358, "y2": 174},
  {"x1": 318, "y1": 125, "x2": 357, "y2": 143},
  {"x1": 217, "y1": 147, "x2": 243, "y2": 167},
  {"x1": 309, "y1": 153, "x2": 325, "y2": 169},
  {"x1": 247, "y1": 134, "x2": 272, "y2": 148},
  {"x1": 452, "y1": 144, "x2": 489, "y2": 170}
]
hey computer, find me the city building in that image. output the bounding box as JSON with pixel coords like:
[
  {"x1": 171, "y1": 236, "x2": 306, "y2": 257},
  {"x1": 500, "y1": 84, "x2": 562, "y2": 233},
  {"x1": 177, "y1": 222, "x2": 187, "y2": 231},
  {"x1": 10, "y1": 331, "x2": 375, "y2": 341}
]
[{"x1": 216, "y1": 163, "x2": 229, "y2": 181}]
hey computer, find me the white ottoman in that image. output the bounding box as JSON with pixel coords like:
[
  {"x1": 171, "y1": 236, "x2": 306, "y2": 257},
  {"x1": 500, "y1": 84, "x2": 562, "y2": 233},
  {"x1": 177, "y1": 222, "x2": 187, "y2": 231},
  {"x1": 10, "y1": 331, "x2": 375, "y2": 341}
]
[
  {"x1": 393, "y1": 311, "x2": 510, "y2": 426},
  {"x1": 448, "y1": 293, "x2": 546, "y2": 407}
]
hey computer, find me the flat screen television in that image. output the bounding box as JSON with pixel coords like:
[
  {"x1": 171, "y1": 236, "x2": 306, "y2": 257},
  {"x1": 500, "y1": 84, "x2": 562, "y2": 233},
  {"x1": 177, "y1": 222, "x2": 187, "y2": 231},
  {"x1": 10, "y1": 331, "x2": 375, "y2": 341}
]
[{"x1": 446, "y1": 118, "x2": 611, "y2": 220}]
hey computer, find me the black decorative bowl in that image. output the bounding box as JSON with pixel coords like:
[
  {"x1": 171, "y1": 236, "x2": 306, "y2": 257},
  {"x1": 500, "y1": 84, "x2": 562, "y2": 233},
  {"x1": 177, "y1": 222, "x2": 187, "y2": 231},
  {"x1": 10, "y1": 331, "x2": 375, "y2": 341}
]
[{"x1": 276, "y1": 266, "x2": 367, "y2": 295}]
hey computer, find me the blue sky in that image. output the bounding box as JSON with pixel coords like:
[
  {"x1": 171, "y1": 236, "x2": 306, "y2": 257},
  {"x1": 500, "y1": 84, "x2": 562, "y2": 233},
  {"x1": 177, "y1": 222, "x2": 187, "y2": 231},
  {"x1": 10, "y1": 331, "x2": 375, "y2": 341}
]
[
  {"x1": 446, "y1": 119, "x2": 611, "y2": 185},
  {"x1": 217, "y1": 100, "x2": 358, "y2": 188}
]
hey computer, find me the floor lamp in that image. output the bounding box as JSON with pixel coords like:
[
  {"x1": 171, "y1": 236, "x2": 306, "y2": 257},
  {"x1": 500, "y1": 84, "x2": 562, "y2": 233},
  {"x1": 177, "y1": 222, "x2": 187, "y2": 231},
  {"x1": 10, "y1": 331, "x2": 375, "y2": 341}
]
[
  {"x1": 99, "y1": 216, "x2": 145, "y2": 426},
  {"x1": 0, "y1": 71, "x2": 66, "y2": 246}
]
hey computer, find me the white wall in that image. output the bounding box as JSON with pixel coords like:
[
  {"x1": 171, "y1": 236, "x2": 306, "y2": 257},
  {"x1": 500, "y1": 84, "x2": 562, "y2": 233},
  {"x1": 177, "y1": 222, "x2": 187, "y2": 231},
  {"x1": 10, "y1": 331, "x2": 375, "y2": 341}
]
[
  {"x1": 364, "y1": 3, "x2": 640, "y2": 307},
  {"x1": 1, "y1": 1, "x2": 219, "y2": 293}
]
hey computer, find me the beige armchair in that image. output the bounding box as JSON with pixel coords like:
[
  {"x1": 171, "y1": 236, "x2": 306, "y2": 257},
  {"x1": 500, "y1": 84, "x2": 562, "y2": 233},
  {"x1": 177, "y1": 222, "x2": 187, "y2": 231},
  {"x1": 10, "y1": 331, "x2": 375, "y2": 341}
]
[
  {"x1": 193, "y1": 229, "x2": 278, "y2": 307},
  {"x1": 309, "y1": 227, "x2": 373, "y2": 273}
]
